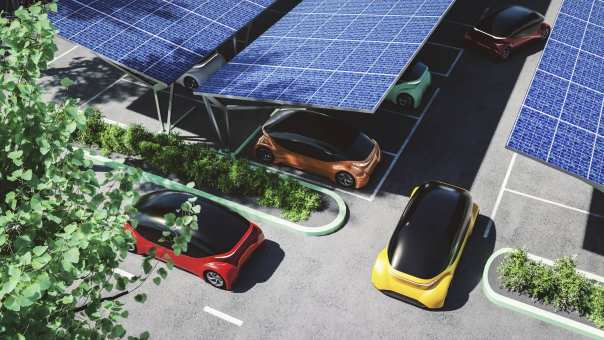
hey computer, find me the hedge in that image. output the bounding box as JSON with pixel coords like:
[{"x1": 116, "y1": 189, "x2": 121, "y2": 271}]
[
  {"x1": 498, "y1": 249, "x2": 604, "y2": 328},
  {"x1": 76, "y1": 110, "x2": 321, "y2": 221}
]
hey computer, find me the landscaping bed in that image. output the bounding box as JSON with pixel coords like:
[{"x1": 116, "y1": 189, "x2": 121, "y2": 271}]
[
  {"x1": 78, "y1": 110, "x2": 331, "y2": 222},
  {"x1": 487, "y1": 249, "x2": 604, "y2": 332}
]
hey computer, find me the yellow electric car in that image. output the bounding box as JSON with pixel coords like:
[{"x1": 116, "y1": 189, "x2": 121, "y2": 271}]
[{"x1": 371, "y1": 181, "x2": 479, "y2": 309}]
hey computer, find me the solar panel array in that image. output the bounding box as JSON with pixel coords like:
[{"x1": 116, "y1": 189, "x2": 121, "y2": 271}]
[
  {"x1": 50, "y1": 0, "x2": 274, "y2": 85},
  {"x1": 507, "y1": 0, "x2": 604, "y2": 187},
  {"x1": 196, "y1": 0, "x2": 455, "y2": 112}
]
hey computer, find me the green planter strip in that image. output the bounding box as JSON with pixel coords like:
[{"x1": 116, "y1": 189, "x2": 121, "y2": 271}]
[
  {"x1": 482, "y1": 248, "x2": 604, "y2": 339},
  {"x1": 86, "y1": 152, "x2": 347, "y2": 236}
]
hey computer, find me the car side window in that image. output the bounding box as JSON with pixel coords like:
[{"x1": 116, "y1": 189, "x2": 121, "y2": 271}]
[
  {"x1": 449, "y1": 221, "x2": 470, "y2": 264},
  {"x1": 184, "y1": 236, "x2": 214, "y2": 258},
  {"x1": 137, "y1": 223, "x2": 173, "y2": 249},
  {"x1": 278, "y1": 139, "x2": 309, "y2": 156}
]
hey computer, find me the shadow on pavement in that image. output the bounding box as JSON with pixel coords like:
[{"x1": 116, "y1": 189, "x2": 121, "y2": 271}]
[
  {"x1": 441, "y1": 215, "x2": 496, "y2": 311},
  {"x1": 233, "y1": 239, "x2": 284, "y2": 293},
  {"x1": 583, "y1": 190, "x2": 604, "y2": 256}
]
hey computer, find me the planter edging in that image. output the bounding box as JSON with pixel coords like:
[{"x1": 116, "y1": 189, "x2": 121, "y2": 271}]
[
  {"x1": 482, "y1": 248, "x2": 604, "y2": 339},
  {"x1": 86, "y1": 151, "x2": 348, "y2": 236}
]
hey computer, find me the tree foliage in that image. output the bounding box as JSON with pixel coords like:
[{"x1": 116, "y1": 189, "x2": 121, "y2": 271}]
[{"x1": 0, "y1": 4, "x2": 196, "y2": 338}]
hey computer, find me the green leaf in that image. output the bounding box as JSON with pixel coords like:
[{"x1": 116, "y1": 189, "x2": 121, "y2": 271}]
[
  {"x1": 142, "y1": 258, "x2": 152, "y2": 274},
  {"x1": 22, "y1": 282, "x2": 41, "y2": 299},
  {"x1": 134, "y1": 293, "x2": 147, "y2": 303},
  {"x1": 110, "y1": 325, "x2": 126, "y2": 338},
  {"x1": 152, "y1": 277, "x2": 161, "y2": 286},
  {"x1": 158, "y1": 267, "x2": 167, "y2": 279},
  {"x1": 60, "y1": 77, "x2": 74, "y2": 88},
  {"x1": 21, "y1": 169, "x2": 32, "y2": 181},
  {"x1": 164, "y1": 213, "x2": 176, "y2": 226},
  {"x1": 33, "y1": 245, "x2": 48, "y2": 256},
  {"x1": 64, "y1": 248, "x2": 79, "y2": 264},
  {"x1": 139, "y1": 331, "x2": 150, "y2": 340},
  {"x1": 36, "y1": 273, "x2": 51, "y2": 291},
  {"x1": 61, "y1": 295, "x2": 74, "y2": 304},
  {"x1": 3, "y1": 296, "x2": 20, "y2": 311},
  {"x1": 32, "y1": 253, "x2": 51, "y2": 270}
]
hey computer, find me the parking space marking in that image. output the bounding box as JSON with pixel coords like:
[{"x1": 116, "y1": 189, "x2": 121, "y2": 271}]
[
  {"x1": 203, "y1": 306, "x2": 243, "y2": 327},
  {"x1": 505, "y1": 188, "x2": 604, "y2": 220},
  {"x1": 442, "y1": 19, "x2": 474, "y2": 29},
  {"x1": 380, "y1": 108, "x2": 420, "y2": 120},
  {"x1": 369, "y1": 88, "x2": 440, "y2": 201},
  {"x1": 483, "y1": 153, "x2": 517, "y2": 238},
  {"x1": 113, "y1": 268, "x2": 134, "y2": 280},
  {"x1": 427, "y1": 43, "x2": 464, "y2": 78},
  {"x1": 81, "y1": 75, "x2": 127, "y2": 107},
  {"x1": 50, "y1": 45, "x2": 79, "y2": 65},
  {"x1": 382, "y1": 150, "x2": 397, "y2": 157},
  {"x1": 427, "y1": 41, "x2": 463, "y2": 52}
]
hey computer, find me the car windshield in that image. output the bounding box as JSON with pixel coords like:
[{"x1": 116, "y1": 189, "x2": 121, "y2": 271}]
[
  {"x1": 399, "y1": 63, "x2": 427, "y2": 83},
  {"x1": 477, "y1": 6, "x2": 541, "y2": 37},
  {"x1": 269, "y1": 111, "x2": 373, "y2": 161},
  {"x1": 136, "y1": 191, "x2": 249, "y2": 254},
  {"x1": 387, "y1": 183, "x2": 472, "y2": 279}
]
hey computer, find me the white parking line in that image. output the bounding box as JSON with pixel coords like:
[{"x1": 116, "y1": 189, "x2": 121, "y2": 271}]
[
  {"x1": 203, "y1": 306, "x2": 243, "y2": 327},
  {"x1": 113, "y1": 268, "x2": 134, "y2": 280},
  {"x1": 483, "y1": 153, "x2": 516, "y2": 238},
  {"x1": 382, "y1": 150, "x2": 397, "y2": 157},
  {"x1": 505, "y1": 188, "x2": 604, "y2": 220},
  {"x1": 443, "y1": 19, "x2": 474, "y2": 29},
  {"x1": 81, "y1": 75, "x2": 127, "y2": 107},
  {"x1": 49, "y1": 45, "x2": 79, "y2": 65},
  {"x1": 380, "y1": 108, "x2": 420, "y2": 120},
  {"x1": 369, "y1": 88, "x2": 440, "y2": 201}
]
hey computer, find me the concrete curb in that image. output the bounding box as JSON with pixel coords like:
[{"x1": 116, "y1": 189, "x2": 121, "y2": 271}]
[
  {"x1": 482, "y1": 248, "x2": 604, "y2": 339},
  {"x1": 86, "y1": 152, "x2": 348, "y2": 236}
]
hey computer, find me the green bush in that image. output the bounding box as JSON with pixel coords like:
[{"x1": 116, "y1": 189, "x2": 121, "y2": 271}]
[
  {"x1": 77, "y1": 110, "x2": 322, "y2": 221},
  {"x1": 498, "y1": 249, "x2": 604, "y2": 328}
]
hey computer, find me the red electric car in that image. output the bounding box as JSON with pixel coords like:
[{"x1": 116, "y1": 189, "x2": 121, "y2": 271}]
[
  {"x1": 125, "y1": 190, "x2": 264, "y2": 290},
  {"x1": 464, "y1": 5, "x2": 551, "y2": 60}
]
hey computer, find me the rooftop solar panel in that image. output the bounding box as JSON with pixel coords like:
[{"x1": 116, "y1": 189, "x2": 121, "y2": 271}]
[
  {"x1": 507, "y1": 0, "x2": 604, "y2": 188},
  {"x1": 49, "y1": 0, "x2": 274, "y2": 85},
  {"x1": 195, "y1": 0, "x2": 456, "y2": 113}
]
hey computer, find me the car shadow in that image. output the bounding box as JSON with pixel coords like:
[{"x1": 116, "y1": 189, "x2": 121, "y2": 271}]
[
  {"x1": 232, "y1": 239, "x2": 284, "y2": 293},
  {"x1": 439, "y1": 214, "x2": 496, "y2": 311}
]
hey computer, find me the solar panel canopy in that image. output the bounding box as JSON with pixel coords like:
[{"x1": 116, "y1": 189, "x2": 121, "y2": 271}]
[
  {"x1": 195, "y1": 0, "x2": 456, "y2": 113},
  {"x1": 50, "y1": 0, "x2": 275, "y2": 85},
  {"x1": 507, "y1": 0, "x2": 604, "y2": 189}
]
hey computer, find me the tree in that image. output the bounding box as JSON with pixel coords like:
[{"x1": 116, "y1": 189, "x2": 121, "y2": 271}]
[{"x1": 0, "y1": 4, "x2": 196, "y2": 338}]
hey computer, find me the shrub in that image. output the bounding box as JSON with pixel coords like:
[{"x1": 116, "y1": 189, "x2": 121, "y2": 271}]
[
  {"x1": 498, "y1": 249, "x2": 604, "y2": 328},
  {"x1": 79, "y1": 118, "x2": 322, "y2": 221}
]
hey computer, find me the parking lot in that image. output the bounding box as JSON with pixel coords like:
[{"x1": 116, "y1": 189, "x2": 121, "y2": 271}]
[{"x1": 41, "y1": 0, "x2": 604, "y2": 338}]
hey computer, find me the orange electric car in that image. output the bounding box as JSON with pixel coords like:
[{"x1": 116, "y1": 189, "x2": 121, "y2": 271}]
[{"x1": 254, "y1": 109, "x2": 381, "y2": 189}]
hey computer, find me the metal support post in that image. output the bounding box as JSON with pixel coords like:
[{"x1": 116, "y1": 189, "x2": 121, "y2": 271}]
[
  {"x1": 166, "y1": 83, "x2": 174, "y2": 132},
  {"x1": 202, "y1": 96, "x2": 224, "y2": 146},
  {"x1": 153, "y1": 89, "x2": 165, "y2": 132}
]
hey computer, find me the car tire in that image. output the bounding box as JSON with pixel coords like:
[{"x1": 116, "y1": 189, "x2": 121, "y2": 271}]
[
  {"x1": 500, "y1": 45, "x2": 512, "y2": 60},
  {"x1": 396, "y1": 93, "x2": 414, "y2": 109},
  {"x1": 335, "y1": 171, "x2": 356, "y2": 188},
  {"x1": 204, "y1": 270, "x2": 226, "y2": 289},
  {"x1": 540, "y1": 26, "x2": 551, "y2": 40},
  {"x1": 256, "y1": 147, "x2": 274, "y2": 164}
]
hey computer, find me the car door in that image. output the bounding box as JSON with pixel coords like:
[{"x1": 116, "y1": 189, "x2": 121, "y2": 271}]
[
  {"x1": 510, "y1": 22, "x2": 541, "y2": 47},
  {"x1": 135, "y1": 223, "x2": 171, "y2": 260},
  {"x1": 274, "y1": 138, "x2": 314, "y2": 170}
]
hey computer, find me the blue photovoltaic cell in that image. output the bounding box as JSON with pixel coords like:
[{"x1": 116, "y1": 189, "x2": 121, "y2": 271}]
[
  {"x1": 197, "y1": 0, "x2": 456, "y2": 112},
  {"x1": 50, "y1": 0, "x2": 274, "y2": 85},
  {"x1": 508, "y1": 0, "x2": 604, "y2": 189}
]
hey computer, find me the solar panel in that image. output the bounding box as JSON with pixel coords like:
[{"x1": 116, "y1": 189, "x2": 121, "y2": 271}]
[
  {"x1": 195, "y1": 0, "x2": 456, "y2": 112},
  {"x1": 507, "y1": 0, "x2": 604, "y2": 187},
  {"x1": 49, "y1": 0, "x2": 275, "y2": 85}
]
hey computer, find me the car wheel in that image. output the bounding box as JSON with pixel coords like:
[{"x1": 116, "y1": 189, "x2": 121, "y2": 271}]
[
  {"x1": 256, "y1": 147, "x2": 274, "y2": 164},
  {"x1": 500, "y1": 45, "x2": 512, "y2": 60},
  {"x1": 335, "y1": 171, "x2": 356, "y2": 188},
  {"x1": 541, "y1": 26, "x2": 551, "y2": 40},
  {"x1": 204, "y1": 271, "x2": 225, "y2": 289},
  {"x1": 396, "y1": 93, "x2": 414, "y2": 109}
]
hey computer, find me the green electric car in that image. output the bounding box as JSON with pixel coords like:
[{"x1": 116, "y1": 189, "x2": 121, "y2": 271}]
[{"x1": 386, "y1": 62, "x2": 431, "y2": 109}]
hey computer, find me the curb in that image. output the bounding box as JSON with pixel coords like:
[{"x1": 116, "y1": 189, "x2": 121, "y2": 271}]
[
  {"x1": 86, "y1": 152, "x2": 348, "y2": 236},
  {"x1": 482, "y1": 248, "x2": 604, "y2": 339}
]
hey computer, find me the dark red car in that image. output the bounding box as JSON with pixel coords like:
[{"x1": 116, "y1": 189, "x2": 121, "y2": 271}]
[
  {"x1": 464, "y1": 5, "x2": 551, "y2": 60},
  {"x1": 125, "y1": 190, "x2": 264, "y2": 290}
]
